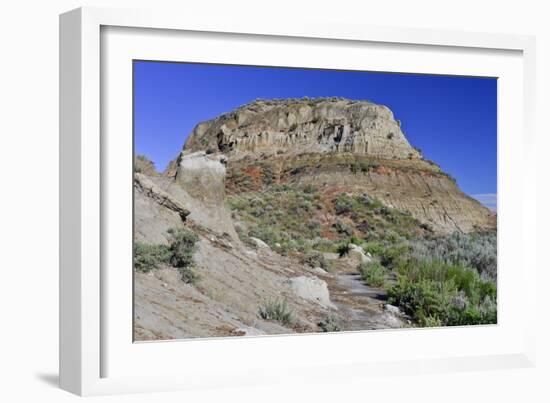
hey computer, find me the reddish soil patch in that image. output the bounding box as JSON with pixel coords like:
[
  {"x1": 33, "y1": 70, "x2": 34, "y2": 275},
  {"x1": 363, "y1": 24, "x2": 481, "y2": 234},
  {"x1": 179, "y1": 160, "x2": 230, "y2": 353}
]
[
  {"x1": 373, "y1": 165, "x2": 393, "y2": 175},
  {"x1": 320, "y1": 227, "x2": 338, "y2": 240},
  {"x1": 242, "y1": 166, "x2": 263, "y2": 186}
]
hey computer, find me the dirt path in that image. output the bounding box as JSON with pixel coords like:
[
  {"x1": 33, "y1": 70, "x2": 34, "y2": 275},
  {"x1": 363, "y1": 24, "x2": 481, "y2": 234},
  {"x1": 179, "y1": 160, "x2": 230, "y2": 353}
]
[{"x1": 326, "y1": 268, "x2": 404, "y2": 330}]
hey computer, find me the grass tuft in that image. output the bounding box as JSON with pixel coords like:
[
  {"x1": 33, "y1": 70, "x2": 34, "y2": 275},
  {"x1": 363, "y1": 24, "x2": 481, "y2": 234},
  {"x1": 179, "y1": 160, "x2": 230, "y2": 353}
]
[{"x1": 258, "y1": 298, "x2": 294, "y2": 326}]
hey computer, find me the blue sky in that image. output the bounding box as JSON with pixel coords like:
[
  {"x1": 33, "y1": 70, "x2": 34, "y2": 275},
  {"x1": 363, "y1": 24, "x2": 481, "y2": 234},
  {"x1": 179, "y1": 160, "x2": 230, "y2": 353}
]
[{"x1": 134, "y1": 61, "x2": 497, "y2": 203}]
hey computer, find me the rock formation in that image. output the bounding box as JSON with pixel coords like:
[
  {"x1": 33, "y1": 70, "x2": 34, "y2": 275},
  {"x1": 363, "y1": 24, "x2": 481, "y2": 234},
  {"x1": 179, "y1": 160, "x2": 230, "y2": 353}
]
[
  {"x1": 135, "y1": 173, "x2": 190, "y2": 221},
  {"x1": 184, "y1": 97, "x2": 420, "y2": 160}
]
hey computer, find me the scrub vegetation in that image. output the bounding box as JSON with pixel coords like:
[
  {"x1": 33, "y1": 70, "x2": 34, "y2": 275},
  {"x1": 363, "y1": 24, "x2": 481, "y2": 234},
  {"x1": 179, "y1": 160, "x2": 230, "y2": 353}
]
[
  {"x1": 228, "y1": 182, "x2": 497, "y2": 327},
  {"x1": 133, "y1": 227, "x2": 200, "y2": 284},
  {"x1": 358, "y1": 231, "x2": 497, "y2": 326}
]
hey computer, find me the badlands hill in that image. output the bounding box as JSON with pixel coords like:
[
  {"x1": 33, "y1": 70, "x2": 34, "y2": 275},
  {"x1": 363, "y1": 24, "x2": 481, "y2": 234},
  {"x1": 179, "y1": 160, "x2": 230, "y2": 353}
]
[
  {"x1": 134, "y1": 97, "x2": 497, "y2": 341},
  {"x1": 178, "y1": 97, "x2": 495, "y2": 234}
]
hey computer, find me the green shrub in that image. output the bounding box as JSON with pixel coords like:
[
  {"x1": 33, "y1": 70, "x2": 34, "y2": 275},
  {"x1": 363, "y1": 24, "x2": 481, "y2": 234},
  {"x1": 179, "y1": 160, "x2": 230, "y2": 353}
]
[
  {"x1": 397, "y1": 258, "x2": 496, "y2": 304},
  {"x1": 333, "y1": 220, "x2": 353, "y2": 236},
  {"x1": 388, "y1": 278, "x2": 453, "y2": 325},
  {"x1": 359, "y1": 162, "x2": 370, "y2": 172},
  {"x1": 167, "y1": 227, "x2": 199, "y2": 268},
  {"x1": 423, "y1": 315, "x2": 443, "y2": 327},
  {"x1": 179, "y1": 267, "x2": 200, "y2": 285},
  {"x1": 318, "y1": 315, "x2": 341, "y2": 332},
  {"x1": 167, "y1": 227, "x2": 199, "y2": 283},
  {"x1": 258, "y1": 299, "x2": 294, "y2": 325},
  {"x1": 248, "y1": 227, "x2": 280, "y2": 248},
  {"x1": 369, "y1": 162, "x2": 380, "y2": 170},
  {"x1": 235, "y1": 225, "x2": 258, "y2": 249},
  {"x1": 302, "y1": 251, "x2": 332, "y2": 271},
  {"x1": 333, "y1": 194, "x2": 356, "y2": 215},
  {"x1": 133, "y1": 227, "x2": 200, "y2": 284},
  {"x1": 379, "y1": 244, "x2": 410, "y2": 269},
  {"x1": 309, "y1": 237, "x2": 338, "y2": 253},
  {"x1": 408, "y1": 231, "x2": 497, "y2": 282},
  {"x1": 336, "y1": 242, "x2": 351, "y2": 256},
  {"x1": 358, "y1": 261, "x2": 387, "y2": 287},
  {"x1": 349, "y1": 235, "x2": 363, "y2": 246},
  {"x1": 306, "y1": 219, "x2": 321, "y2": 234},
  {"x1": 134, "y1": 154, "x2": 156, "y2": 174},
  {"x1": 388, "y1": 262, "x2": 497, "y2": 327},
  {"x1": 133, "y1": 243, "x2": 170, "y2": 273},
  {"x1": 362, "y1": 241, "x2": 384, "y2": 257}
]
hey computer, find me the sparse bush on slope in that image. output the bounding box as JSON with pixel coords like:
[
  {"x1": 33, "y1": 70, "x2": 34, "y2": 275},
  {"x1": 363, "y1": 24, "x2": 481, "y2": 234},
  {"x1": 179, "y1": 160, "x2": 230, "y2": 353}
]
[
  {"x1": 258, "y1": 299, "x2": 294, "y2": 326},
  {"x1": 134, "y1": 154, "x2": 157, "y2": 175},
  {"x1": 302, "y1": 251, "x2": 333, "y2": 271},
  {"x1": 228, "y1": 186, "x2": 327, "y2": 254},
  {"x1": 227, "y1": 186, "x2": 425, "y2": 258},
  {"x1": 133, "y1": 227, "x2": 200, "y2": 284},
  {"x1": 318, "y1": 315, "x2": 341, "y2": 332},
  {"x1": 167, "y1": 227, "x2": 199, "y2": 268},
  {"x1": 134, "y1": 243, "x2": 170, "y2": 273},
  {"x1": 167, "y1": 227, "x2": 200, "y2": 284}
]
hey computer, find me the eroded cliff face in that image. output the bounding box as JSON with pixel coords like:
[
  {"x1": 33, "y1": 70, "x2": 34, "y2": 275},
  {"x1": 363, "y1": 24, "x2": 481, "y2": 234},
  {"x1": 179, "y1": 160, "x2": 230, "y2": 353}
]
[
  {"x1": 184, "y1": 98, "x2": 421, "y2": 160},
  {"x1": 178, "y1": 97, "x2": 495, "y2": 234}
]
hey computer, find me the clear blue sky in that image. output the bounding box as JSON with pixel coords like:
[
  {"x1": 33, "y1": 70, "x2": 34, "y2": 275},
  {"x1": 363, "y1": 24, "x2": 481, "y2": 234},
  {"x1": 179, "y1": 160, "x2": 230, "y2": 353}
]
[{"x1": 134, "y1": 61, "x2": 497, "y2": 201}]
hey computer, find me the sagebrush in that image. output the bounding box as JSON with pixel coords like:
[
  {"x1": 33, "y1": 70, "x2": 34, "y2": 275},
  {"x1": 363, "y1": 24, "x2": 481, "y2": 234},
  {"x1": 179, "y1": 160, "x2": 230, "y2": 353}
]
[
  {"x1": 133, "y1": 227, "x2": 200, "y2": 284},
  {"x1": 258, "y1": 298, "x2": 294, "y2": 325}
]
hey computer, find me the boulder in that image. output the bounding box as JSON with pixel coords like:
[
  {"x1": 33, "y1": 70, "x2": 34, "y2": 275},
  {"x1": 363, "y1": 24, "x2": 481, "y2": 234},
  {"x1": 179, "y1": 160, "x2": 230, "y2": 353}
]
[
  {"x1": 286, "y1": 276, "x2": 336, "y2": 309},
  {"x1": 313, "y1": 267, "x2": 328, "y2": 275},
  {"x1": 346, "y1": 243, "x2": 371, "y2": 264},
  {"x1": 384, "y1": 304, "x2": 402, "y2": 316},
  {"x1": 249, "y1": 237, "x2": 270, "y2": 249}
]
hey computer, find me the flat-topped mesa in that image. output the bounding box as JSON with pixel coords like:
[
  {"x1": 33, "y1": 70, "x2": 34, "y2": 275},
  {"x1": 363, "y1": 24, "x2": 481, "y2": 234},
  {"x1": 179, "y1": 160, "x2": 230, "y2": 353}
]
[{"x1": 183, "y1": 98, "x2": 421, "y2": 160}]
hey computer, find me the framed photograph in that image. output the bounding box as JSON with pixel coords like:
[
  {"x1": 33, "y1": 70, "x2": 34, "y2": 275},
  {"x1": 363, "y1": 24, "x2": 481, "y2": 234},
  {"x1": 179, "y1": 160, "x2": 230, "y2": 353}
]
[{"x1": 60, "y1": 7, "x2": 537, "y2": 396}]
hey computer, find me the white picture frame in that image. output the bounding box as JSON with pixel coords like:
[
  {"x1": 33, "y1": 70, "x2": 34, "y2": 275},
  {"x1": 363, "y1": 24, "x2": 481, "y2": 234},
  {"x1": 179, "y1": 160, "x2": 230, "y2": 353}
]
[{"x1": 59, "y1": 6, "x2": 537, "y2": 396}]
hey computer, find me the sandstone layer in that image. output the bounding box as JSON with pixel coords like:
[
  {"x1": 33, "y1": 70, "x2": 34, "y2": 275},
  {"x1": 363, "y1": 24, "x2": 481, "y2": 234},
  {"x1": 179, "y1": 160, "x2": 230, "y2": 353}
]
[{"x1": 184, "y1": 97, "x2": 421, "y2": 160}]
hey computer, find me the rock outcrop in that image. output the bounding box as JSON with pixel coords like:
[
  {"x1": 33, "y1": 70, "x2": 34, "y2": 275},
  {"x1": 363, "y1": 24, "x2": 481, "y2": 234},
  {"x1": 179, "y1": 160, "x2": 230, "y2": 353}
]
[
  {"x1": 184, "y1": 97, "x2": 420, "y2": 160},
  {"x1": 346, "y1": 243, "x2": 372, "y2": 264},
  {"x1": 134, "y1": 173, "x2": 190, "y2": 221},
  {"x1": 165, "y1": 151, "x2": 237, "y2": 239},
  {"x1": 134, "y1": 173, "x2": 189, "y2": 244},
  {"x1": 286, "y1": 276, "x2": 336, "y2": 309}
]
